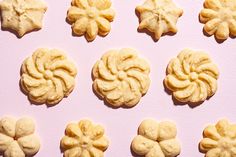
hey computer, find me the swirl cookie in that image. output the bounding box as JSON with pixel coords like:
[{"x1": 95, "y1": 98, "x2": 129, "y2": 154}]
[
  {"x1": 20, "y1": 48, "x2": 77, "y2": 105},
  {"x1": 0, "y1": 116, "x2": 40, "y2": 157},
  {"x1": 131, "y1": 119, "x2": 181, "y2": 157},
  {"x1": 0, "y1": 0, "x2": 47, "y2": 37},
  {"x1": 199, "y1": 0, "x2": 236, "y2": 40},
  {"x1": 60, "y1": 119, "x2": 109, "y2": 157},
  {"x1": 164, "y1": 49, "x2": 219, "y2": 103},
  {"x1": 92, "y1": 48, "x2": 150, "y2": 108},
  {"x1": 199, "y1": 119, "x2": 236, "y2": 157},
  {"x1": 136, "y1": 0, "x2": 183, "y2": 40},
  {"x1": 67, "y1": 0, "x2": 115, "y2": 41}
]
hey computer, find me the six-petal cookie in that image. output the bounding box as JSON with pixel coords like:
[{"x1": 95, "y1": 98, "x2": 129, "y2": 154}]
[{"x1": 0, "y1": 0, "x2": 47, "y2": 37}]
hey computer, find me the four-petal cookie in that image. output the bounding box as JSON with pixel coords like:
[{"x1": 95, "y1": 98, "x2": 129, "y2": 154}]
[
  {"x1": 164, "y1": 49, "x2": 219, "y2": 103},
  {"x1": 199, "y1": 0, "x2": 236, "y2": 40},
  {"x1": 67, "y1": 0, "x2": 115, "y2": 41},
  {"x1": 136, "y1": 0, "x2": 183, "y2": 40},
  {"x1": 60, "y1": 119, "x2": 109, "y2": 157},
  {"x1": 0, "y1": 116, "x2": 40, "y2": 157},
  {"x1": 0, "y1": 0, "x2": 47, "y2": 37}
]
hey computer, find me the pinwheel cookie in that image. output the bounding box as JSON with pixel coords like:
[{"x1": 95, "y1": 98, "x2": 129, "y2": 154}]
[
  {"x1": 0, "y1": 0, "x2": 47, "y2": 37},
  {"x1": 199, "y1": 0, "x2": 236, "y2": 40},
  {"x1": 67, "y1": 0, "x2": 115, "y2": 41},
  {"x1": 131, "y1": 119, "x2": 181, "y2": 157},
  {"x1": 20, "y1": 48, "x2": 77, "y2": 105},
  {"x1": 92, "y1": 48, "x2": 150, "y2": 108},
  {"x1": 136, "y1": 0, "x2": 183, "y2": 40},
  {"x1": 164, "y1": 49, "x2": 219, "y2": 103},
  {"x1": 199, "y1": 119, "x2": 236, "y2": 157},
  {"x1": 0, "y1": 116, "x2": 40, "y2": 157},
  {"x1": 60, "y1": 119, "x2": 109, "y2": 157}
]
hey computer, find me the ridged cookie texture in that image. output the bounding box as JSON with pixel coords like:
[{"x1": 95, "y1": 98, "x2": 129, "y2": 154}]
[
  {"x1": 164, "y1": 49, "x2": 219, "y2": 103},
  {"x1": 199, "y1": 0, "x2": 236, "y2": 40},
  {"x1": 0, "y1": 0, "x2": 47, "y2": 37},
  {"x1": 20, "y1": 48, "x2": 77, "y2": 105},
  {"x1": 136, "y1": 0, "x2": 183, "y2": 40},
  {"x1": 61, "y1": 119, "x2": 109, "y2": 157},
  {"x1": 67, "y1": 0, "x2": 115, "y2": 41},
  {"x1": 131, "y1": 119, "x2": 181, "y2": 157},
  {"x1": 92, "y1": 48, "x2": 150, "y2": 108},
  {"x1": 199, "y1": 119, "x2": 236, "y2": 157},
  {"x1": 0, "y1": 116, "x2": 40, "y2": 157}
]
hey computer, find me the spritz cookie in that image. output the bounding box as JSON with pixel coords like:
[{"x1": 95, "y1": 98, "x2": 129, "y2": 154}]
[
  {"x1": 164, "y1": 49, "x2": 219, "y2": 103},
  {"x1": 131, "y1": 119, "x2": 181, "y2": 157},
  {"x1": 0, "y1": 0, "x2": 47, "y2": 37},
  {"x1": 199, "y1": 119, "x2": 236, "y2": 157},
  {"x1": 199, "y1": 0, "x2": 236, "y2": 40},
  {"x1": 0, "y1": 116, "x2": 40, "y2": 157},
  {"x1": 67, "y1": 0, "x2": 115, "y2": 41},
  {"x1": 61, "y1": 119, "x2": 109, "y2": 157},
  {"x1": 20, "y1": 48, "x2": 77, "y2": 105},
  {"x1": 92, "y1": 48, "x2": 150, "y2": 108},
  {"x1": 136, "y1": 0, "x2": 183, "y2": 40}
]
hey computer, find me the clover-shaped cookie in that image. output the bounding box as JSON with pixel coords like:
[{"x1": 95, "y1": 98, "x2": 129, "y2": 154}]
[
  {"x1": 60, "y1": 119, "x2": 109, "y2": 157},
  {"x1": 131, "y1": 119, "x2": 181, "y2": 157},
  {"x1": 199, "y1": 0, "x2": 236, "y2": 40},
  {"x1": 0, "y1": 0, "x2": 47, "y2": 37},
  {"x1": 67, "y1": 0, "x2": 115, "y2": 41},
  {"x1": 200, "y1": 119, "x2": 236, "y2": 157},
  {"x1": 92, "y1": 48, "x2": 150, "y2": 108},
  {"x1": 136, "y1": 0, "x2": 183, "y2": 40},
  {"x1": 20, "y1": 48, "x2": 77, "y2": 105},
  {"x1": 0, "y1": 116, "x2": 40, "y2": 157},
  {"x1": 164, "y1": 49, "x2": 219, "y2": 103}
]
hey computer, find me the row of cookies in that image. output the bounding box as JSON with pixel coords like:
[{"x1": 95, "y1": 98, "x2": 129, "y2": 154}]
[
  {"x1": 0, "y1": 0, "x2": 235, "y2": 41},
  {"x1": 0, "y1": 116, "x2": 233, "y2": 157}
]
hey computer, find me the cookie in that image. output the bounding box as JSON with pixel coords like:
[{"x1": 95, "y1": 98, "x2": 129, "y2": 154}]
[
  {"x1": 164, "y1": 49, "x2": 219, "y2": 103},
  {"x1": 0, "y1": 116, "x2": 40, "y2": 157},
  {"x1": 92, "y1": 48, "x2": 150, "y2": 108},
  {"x1": 67, "y1": 0, "x2": 115, "y2": 41},
  {"x1": 131, "y1": 119, "x2": 181, "y2": 157},
  {"x1": 0, "y1": 0, "x2": 47, "y2": 37},
  {"x1": 60, "y1": 119, "x2": 109, "y2": 157},
  {"x1": 20, "y1": 48, "x2": 77, "y2": 105},
  {"x1": 136, "y1": 0, "x2": 183, "y2": 40},
  {"x1": 199, "y1": 0, "x2": 236, "y2": 40},
  {"x1": 199, "y1": 119, "x2": 236, "y2": 157}
]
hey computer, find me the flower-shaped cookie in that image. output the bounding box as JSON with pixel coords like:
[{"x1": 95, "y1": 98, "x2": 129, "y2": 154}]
[
  {"x1": 199, "y1": 119, "x2": 236, "y2": 157},
  {"x1": 92, "y1": 48, "x2": 150, "y2": 107},
  {"x1": 199, "y1": 0, "x2": 236, "y2": 40},
  {"x1": 131, "y1": 119, "x2": 181, "y2": 157},
  {"x1": 20, "y1": 48, "x2": 77, "y2": 105},
  {"x1": 60, "y1": 119, "x2": 109, "y2": 157},
  {"x1": 0, "y1": 116, "x2": 40, "y2": 157},
  {"x1": 164, "y1": 49, "x2": 219, "y2": 103},
  {"x1": 0, "y1": 0, "x2": 47, "y2": 37},
  {"x1": 136, "y1": 0, "x2": 183, "y2": 40},
  {"x1": 67, "y1": 0, "x2": 115, "y2": 41}
]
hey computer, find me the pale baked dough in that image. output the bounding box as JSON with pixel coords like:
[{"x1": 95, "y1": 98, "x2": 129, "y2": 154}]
[
  {"x1": 199, "y1": 119, "x2": 236, "y2": 157},
  {"x1": 20, "y1": 48, "x2": 77, "y2": 105},
  {"x1": 136, "y1": 0, "x2": 183, "y2": 40},
  {"x1": 60, "y1": 119, "x2": 109, "y2": 157},
  {"x1": 0, "y1": 0, "x2": 47, "y2": 37},
  {"x1": 164, "y1": 49, "x2": 219, "y2": 103},
  {"x1": 92, "y1": 48, "x2": 150, "y2": 107},
  {"x1": 67, "y1": 0, "x2": 115, "y2": 41},
  {"x1": 131, "y1": 119, "x2": 181, "y2": 157},
  {"x1": 0, "y1": 116, "x2": 40, "y2": 157},
  {"x1": 199, "y1": 0, "x2": 236, "y2": 40}
]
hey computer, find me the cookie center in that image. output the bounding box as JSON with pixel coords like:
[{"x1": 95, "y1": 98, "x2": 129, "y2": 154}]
[
  {"x1": 44, "y1": 70, "x2": 53, "y2": 79},
  {"x1": 152, "y1": 7, "x2": 165, "y2": 17},
  {"x1": 219, "y1": 8, "x2": 232, "y2": 21},
  {"x1": 219, "y1": 138, "x2": 233, "y2": 150},
  {"x1": 80, "y1": 136, "x2": 91, "y2": 148},
  {"x1": 14, "y1": 4, "x2": 25, "y2": 15},
  {"x1": 87, "y1": 7, "x2": 98, "y2": 18},
  {"x1": 189, "y1": 72, "x2": 198, "y2": 81},
  {"x1": 117, "y1": 71, "x2": 127, "y2": 80}
]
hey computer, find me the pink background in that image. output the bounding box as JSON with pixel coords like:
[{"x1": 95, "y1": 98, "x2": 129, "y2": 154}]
[{"x1": 0, "y1": 0, "x2": 236, "y2": 156}]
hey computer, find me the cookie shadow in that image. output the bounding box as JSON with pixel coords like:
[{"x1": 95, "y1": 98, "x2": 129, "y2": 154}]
[{"x1": 1, "y1": 26, "x2": 41, "y2": 38}]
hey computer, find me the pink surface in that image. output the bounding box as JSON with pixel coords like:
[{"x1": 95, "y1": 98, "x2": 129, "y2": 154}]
[{"x1": 0, "y1": 0, "x2": 236, "y2": 156}]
